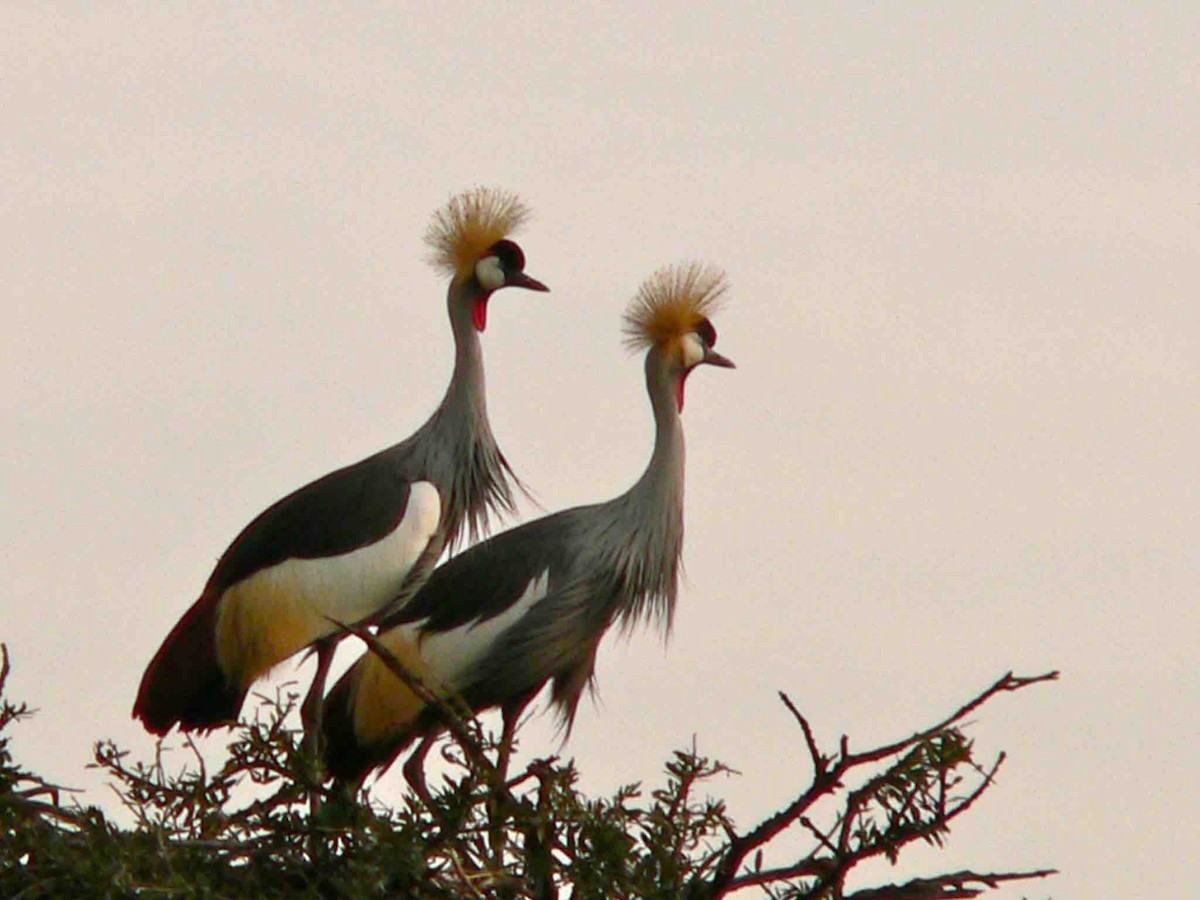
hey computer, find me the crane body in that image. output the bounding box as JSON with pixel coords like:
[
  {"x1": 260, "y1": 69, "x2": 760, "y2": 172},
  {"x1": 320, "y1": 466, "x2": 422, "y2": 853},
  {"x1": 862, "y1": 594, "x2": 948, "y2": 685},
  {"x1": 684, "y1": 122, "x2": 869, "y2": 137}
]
[{"x1": 133, "y1": 188, "x2": 547, "y2": 738}]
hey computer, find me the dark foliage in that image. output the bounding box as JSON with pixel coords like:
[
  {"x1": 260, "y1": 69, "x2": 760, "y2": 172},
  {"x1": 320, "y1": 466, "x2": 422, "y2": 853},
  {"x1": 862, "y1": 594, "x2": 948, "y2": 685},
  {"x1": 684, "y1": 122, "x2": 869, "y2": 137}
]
[{"x1": 1, "y1": 643, "x2": 1056, "y2": 898}]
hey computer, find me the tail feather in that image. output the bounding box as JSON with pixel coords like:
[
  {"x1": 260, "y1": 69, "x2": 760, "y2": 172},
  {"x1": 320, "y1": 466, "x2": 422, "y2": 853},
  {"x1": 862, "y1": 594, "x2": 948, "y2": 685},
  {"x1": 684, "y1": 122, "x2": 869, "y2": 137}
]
[{"x1": 132, "y1": 592, "x2": 245, "y2": 734}]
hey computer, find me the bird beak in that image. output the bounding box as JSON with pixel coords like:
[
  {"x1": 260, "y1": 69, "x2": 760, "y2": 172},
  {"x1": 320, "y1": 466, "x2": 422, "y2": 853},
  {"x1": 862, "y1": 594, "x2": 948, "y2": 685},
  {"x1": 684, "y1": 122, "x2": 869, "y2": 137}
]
[
  {"x1": 506, "y1": 272, "x2": 550, "y2": 292},
  {"x1": 704, "y1": 350, "x2": 736, "y2": 369}
]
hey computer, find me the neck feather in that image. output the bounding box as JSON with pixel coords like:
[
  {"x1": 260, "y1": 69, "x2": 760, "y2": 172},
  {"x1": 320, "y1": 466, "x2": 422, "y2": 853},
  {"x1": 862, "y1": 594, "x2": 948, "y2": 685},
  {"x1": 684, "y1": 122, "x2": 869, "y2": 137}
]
[
  {"x1": 415, "y1": 281, "x2": 520, "y2": 551},
  {"x1": 604, "y1": 349, "x2": 686, "y2": 632}
]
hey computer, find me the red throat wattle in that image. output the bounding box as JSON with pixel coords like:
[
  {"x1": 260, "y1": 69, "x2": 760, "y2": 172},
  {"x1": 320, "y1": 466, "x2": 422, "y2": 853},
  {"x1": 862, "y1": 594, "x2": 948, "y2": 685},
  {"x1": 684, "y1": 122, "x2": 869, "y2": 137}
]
[
  {"x1": 676, "y1": 372, "x2": 689, "y2": 412},
  {"x1": 473, "y1": 296, "x2": 489, "y2": 332}
]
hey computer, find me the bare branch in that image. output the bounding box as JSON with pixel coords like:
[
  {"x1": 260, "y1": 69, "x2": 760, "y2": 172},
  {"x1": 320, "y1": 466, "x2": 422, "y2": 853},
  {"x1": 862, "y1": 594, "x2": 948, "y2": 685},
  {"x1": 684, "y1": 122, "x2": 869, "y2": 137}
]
[
  {"x1": 696, "y1": 672, "x2": 1057, "y2": 899},
  {"x1": 845, "y1": 868, "x2": 1058, "y2": 900},
  {"x1": 844, "y1": 672, "x2": 1058, "y2": 769},
  {"x1": 780, "y1": 691, "x2": 825, "y2": 775},
  {"x1": 800, "y1": 815, "x2": 838, "y2": 855}
]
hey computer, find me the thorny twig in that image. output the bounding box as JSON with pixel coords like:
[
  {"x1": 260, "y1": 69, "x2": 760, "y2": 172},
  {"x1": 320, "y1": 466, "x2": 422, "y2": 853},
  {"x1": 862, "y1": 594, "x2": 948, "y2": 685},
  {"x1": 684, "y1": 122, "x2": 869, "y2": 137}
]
[
  {"x1": 845, "y1": 868, "x2": 1058, "y2": 899},
  {"x1": 3, "y1": 640, "x2": 1059, "y2": 899},
  {"x1": 697, "y1": 671, "x2": 1059, "y2": 899}
]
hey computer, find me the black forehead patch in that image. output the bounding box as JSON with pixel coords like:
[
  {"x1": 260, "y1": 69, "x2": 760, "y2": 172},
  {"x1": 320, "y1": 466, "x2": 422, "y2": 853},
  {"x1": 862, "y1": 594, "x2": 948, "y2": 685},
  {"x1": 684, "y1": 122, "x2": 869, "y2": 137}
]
[
  {"x1": 487, "y1": 238, "x2": 526, "y2": 272},
  {"x1": 696, "y1": 316, "x2": 718, "y2": 347}
]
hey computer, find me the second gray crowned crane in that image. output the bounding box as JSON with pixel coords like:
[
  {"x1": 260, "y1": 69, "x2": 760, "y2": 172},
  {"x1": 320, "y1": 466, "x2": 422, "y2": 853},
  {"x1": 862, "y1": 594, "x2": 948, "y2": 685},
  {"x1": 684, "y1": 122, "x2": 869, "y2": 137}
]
[{"x1": 322, "y1": 262, "x2": 735, "y2": 789}]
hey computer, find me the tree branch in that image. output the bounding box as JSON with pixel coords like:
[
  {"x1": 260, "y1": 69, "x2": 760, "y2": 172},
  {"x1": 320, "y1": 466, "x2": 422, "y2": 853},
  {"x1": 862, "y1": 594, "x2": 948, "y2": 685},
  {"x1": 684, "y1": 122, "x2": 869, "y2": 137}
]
[
  {"x1": 696, "y1": 671, "x2": 1058, "y2": 899},
  {"x1": 845, "y1": 868, "x2": 1058, "y2": 900},
  {"x1": 843, "y1": 672, "x2": 1058, "y2": 769}
]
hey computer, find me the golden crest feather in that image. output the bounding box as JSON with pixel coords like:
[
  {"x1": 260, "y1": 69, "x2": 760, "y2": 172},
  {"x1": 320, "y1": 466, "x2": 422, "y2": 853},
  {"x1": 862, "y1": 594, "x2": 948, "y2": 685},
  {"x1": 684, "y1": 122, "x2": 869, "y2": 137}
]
[
  {"x1": 622, "y1": 262, "x2": 728, "y2": 351},
  {"x1": 424, "y1": 187, "x2": 532, "y2": 279}
]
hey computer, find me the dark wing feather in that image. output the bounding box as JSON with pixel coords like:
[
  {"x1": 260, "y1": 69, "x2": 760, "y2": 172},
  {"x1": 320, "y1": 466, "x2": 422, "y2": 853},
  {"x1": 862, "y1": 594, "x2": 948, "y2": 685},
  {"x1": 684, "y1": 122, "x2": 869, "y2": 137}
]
[
  {"x1": 381, "y1": 511, "x2": 575, "y2": 633},
  {"x1": 132, "y1": 590, "x2": 240, "y2": 734},
  {"x1": 205, "y1": 447, "x2": 419, "y2": 595}
]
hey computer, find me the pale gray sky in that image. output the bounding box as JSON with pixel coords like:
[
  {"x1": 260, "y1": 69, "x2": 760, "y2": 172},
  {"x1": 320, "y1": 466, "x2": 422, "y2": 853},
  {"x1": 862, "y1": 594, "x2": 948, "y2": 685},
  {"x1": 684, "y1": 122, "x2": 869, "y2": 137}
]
[{"x1": 4, "y1": 5, "x2": 1197, "y2": 896}]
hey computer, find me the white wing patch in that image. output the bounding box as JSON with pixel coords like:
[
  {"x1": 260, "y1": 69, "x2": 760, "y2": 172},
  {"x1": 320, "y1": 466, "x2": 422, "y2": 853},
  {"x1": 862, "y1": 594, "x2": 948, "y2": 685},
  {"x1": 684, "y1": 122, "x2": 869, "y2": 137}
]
[
  {"x1": 290, "y1": 479, "x2": 441, "y2": 624},
  {"x1": 218, "y1": 480, "x2": 442, "y2": 678},
  {"x1": 405, "y1": 569, "x2": 550, "y2": 690},
  {"x1": 276, "y1": 480, "x2": 441, "y2": 628}
]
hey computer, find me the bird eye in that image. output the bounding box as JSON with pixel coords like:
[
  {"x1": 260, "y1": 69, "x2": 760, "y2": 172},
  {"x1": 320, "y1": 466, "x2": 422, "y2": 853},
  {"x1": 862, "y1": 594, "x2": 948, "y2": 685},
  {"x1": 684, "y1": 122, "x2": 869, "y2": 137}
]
[{"x1": 696, "y1": 317, "x2": 718, "y2": 348}]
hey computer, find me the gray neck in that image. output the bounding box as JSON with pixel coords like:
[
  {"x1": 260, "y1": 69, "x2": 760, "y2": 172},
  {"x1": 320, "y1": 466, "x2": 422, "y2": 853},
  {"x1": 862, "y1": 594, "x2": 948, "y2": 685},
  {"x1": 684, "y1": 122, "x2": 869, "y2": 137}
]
[
  {"x1": 444, "y1": 281, "x2": 487, "y2": 420},
  {"x1": 603, "y1": 347, "x2": 686, "y2": 632},
  {"x1": 628, "y1": 350, "x2": 686, "y2": 509},
  {"x1": 412, "y1": 281, "x2": 520, "y2": 551}
]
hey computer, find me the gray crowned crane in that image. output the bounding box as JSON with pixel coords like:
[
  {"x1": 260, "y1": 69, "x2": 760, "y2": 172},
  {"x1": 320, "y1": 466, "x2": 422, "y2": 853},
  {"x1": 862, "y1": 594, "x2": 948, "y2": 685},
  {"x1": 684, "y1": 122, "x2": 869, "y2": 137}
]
[
  {"x1": 133, "y1": 188, "x2": 549, "y2": 746},
  {"x1": 321, "y1": 262, "x2": 734, "y2": 789}
]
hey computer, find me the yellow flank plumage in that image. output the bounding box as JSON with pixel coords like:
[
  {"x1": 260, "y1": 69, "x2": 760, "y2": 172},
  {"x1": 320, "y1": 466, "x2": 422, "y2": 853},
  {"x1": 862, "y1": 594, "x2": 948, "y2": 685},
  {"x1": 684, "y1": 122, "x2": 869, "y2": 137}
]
[
  {"x1": 622, "y1": 262, "x2": 728, "y2": 351},
  {"x1": 351, "y1": 631, "x2": 443, "y2": 744},
  {"x1": 215, "y1": 575, "x2": 328, "y2": 688},
  {"x1": 424, "y1": 187, "x2": 532, "y2": 280}
]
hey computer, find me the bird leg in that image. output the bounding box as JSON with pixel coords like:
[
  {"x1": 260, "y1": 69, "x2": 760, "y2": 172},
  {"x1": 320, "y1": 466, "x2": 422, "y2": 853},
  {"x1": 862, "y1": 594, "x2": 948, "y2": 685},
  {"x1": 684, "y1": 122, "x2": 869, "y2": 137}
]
[
  {"x1": 403, "y1": 732, "x2": 438, "y2": 809},
  {"x1": 300, "y1": 636, "x2": 338, "y2": 823},
  {"x1": 487, "y1": 696, "x2": 533, "y2": 866},
  {"x1": 300, "y1": 636, "x2": 337, "y2": 763},
  {"x1": 496, "y1": 697, "x2": 530, "y2": 787}
]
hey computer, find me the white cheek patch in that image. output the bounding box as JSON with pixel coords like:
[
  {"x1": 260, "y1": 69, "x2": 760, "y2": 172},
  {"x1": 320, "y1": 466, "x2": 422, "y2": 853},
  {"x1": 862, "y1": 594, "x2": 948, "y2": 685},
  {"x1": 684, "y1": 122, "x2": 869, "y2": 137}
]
[
  {"x1": 475, "y1": 256, "x2": 505, "y2": 291},
  {"x1": 680, "y1": 332, "x2": 705, "y2": 369}
]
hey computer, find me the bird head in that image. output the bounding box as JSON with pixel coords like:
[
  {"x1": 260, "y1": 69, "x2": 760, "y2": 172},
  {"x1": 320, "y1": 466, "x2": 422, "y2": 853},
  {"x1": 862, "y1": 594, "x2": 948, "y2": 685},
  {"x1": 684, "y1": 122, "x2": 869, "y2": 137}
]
[
  {"x1": 425, "y1": 187, "x2": 549, "y2": 331},
  {"x1": 622, "y1": 262, "x2": 735, "y2": 412}
]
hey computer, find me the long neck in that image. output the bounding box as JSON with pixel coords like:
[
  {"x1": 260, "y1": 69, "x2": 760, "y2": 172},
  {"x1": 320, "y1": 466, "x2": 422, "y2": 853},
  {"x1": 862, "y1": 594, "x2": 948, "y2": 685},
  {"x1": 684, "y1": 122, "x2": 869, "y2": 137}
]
[
  {"x1": 605, "y1": 348, "x2": 686, "y2": 632},
  {"x1": 443, "y1": 280, "x2": 487, "y2": 419},
  {"x1": 629, "y1": 351, "x2": 686, "y2": 509},
  {"x1": 414, "y1": 281, "x2": 519, "y2": 550}
]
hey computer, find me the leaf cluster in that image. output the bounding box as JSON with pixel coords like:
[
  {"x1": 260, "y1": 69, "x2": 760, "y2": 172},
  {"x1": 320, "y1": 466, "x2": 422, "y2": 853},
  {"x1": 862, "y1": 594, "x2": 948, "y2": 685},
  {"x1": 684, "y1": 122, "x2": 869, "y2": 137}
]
[{"x1": 0, "y1": 643, "x2": 1057, "y2": 899}]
